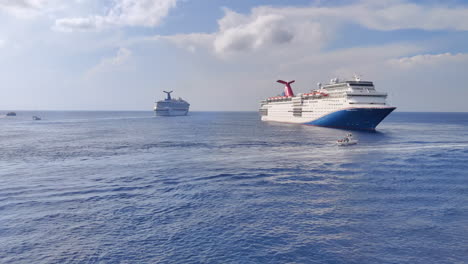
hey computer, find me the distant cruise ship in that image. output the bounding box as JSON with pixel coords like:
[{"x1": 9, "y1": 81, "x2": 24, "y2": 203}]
[
  {"x1": 154, "y1": 91, "x2": 190, "y2": 116},
  {"x1": 259, "y1": 76, "x2": 396, "y2": 130}
]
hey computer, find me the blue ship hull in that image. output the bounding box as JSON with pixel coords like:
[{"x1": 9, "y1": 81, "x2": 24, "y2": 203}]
[{"x1": 304, "y1": 107, "x2": 396, "y2": 130}]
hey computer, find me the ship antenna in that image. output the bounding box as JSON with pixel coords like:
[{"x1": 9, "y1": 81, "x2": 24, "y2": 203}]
[
  {"x1": 277, "y1": 80, "x2": 295, "y2": 97},
  {"x1": 163, "y1": 90, "x2": 173, "y2": 100},
  {"x1": 353, "y1": 74, "x2": 361, "y2": 82}
]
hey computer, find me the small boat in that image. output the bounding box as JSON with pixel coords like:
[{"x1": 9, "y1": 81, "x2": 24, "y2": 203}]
[
  {"x1": 6, "y1": 112, "x2": 16, "y2": 116},
  {"x1": 337, "y1": 133, "x2": 358, "y2": 146},
  {"x1": 32, "y1": 116, "x2": 41, "y2": 121}
]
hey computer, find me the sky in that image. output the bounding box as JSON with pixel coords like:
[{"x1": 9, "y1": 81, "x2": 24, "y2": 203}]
[{"x1": 0, "y1": 0, "x2": 468, "y2": 111}]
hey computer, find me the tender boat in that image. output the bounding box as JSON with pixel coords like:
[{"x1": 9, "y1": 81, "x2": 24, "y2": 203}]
[
  {"x1": 32, "y1": 116, "x2": 41, "y2": 121},
  {"x1": 337, "y1": 133, "x2": 358, "y2": 146}
]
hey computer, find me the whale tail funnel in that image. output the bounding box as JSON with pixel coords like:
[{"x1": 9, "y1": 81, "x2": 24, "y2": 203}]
[
  {"x1": 163, "y1": 91, "x2": 173, "y2": 100},
  {"x1": 277, "y1": 80, "x2": 295, "y2": 97}
]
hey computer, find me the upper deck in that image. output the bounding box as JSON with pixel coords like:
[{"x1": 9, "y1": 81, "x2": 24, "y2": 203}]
[{"x1": 262, "y1": 76, "x2": 390, "y2": 106}]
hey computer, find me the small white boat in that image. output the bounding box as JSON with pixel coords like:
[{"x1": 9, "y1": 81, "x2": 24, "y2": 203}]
[
  {"x1": 337, "y1": 133, "x2": 358, "y2": 146},
  {"x1": 32, "y1": 116, "x2": 41, "y2": 121}
]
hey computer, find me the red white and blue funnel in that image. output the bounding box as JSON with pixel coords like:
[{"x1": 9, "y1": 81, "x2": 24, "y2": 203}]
[{"x1": 277, "y1": 80, "x2": 295, "y2": 97}]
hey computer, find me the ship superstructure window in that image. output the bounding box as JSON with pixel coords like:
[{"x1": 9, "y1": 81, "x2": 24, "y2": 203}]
[
  {"x1": 349, "y1": 83, "x2": 374, "y2": 87},
  {"x1": 324, "y1": 84, "x2": 348, "y2": 90}
]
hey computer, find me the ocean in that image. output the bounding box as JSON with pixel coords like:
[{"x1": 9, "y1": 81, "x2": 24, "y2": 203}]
[{"x1": 1, "y1": 111, "x2": 467, "y2": 263}]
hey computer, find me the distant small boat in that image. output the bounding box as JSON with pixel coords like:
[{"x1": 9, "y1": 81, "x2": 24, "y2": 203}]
[
  {"x1": 32, "y1": 116, "x2": 41, "y2": 121},
  {"x1": 337, "y1": 133, "x2": 358, "y2": 146},
  {"x1": 6, "y1": 112, "x2": 16, "y2": 116}
]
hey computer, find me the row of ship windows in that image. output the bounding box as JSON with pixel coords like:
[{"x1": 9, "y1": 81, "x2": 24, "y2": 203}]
[
  {"x1": 267, "y1": 102, "x2": 346, "y2": 108},
  {"x1": 268, "y1": 98, "x2": 346, "y2": 105},
  {"x1": 269, "y1": 109, "x2": 342, "y2": 113},
  {"x1": 306, "y1": 99, "x2": 342, "y2": 102}
]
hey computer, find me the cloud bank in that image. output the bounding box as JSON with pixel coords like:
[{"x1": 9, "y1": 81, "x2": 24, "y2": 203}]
[
  {"x1": 389, "y1": 53, "x2": 468, "y2": 68},
  {"x1": 54, "y1": 0, "x2": 177, "y2": 32},
  {"x1": 87, "y1": 47, "x2": 133, "y2": 76},
  {"x1": 0, "y1": 0, "x2": 54, "y2": 17},
  {"x1": 154, "y1": 1, "x2": 468, "y2": 58}
]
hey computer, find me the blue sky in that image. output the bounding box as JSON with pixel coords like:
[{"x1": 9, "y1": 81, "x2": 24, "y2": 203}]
[{"x1": 1, "y1": 0, "x2": 467, "y2": 111}]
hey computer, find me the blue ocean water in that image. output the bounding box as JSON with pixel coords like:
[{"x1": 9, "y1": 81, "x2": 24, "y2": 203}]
[{"x1": 1, "y1": 111, "x2": 467, "y2": 263}]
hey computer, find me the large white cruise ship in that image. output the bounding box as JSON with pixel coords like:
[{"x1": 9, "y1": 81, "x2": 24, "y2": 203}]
[
  {"x1": 154, "y1": 91, "x2": 190, "y2": 116},
  {"x1": 259, "y1": 76, "x2": 396, "y2": 130}
]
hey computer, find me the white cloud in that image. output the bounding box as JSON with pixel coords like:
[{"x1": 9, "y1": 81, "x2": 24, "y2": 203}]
[
  {"x1": 254, "y1": 1, "x2": 468, "y2": 31},
  {"x1": 151, "y1": 8, "x2": 329, "y2": 58},
  {"x1": 388, "y1": 53, "x2": 468, "y2": 68},
  {"x1": 214, "y1": 11, "x2": 296, "y2": 54},
  {"x1": 109, "y1": 47, "x2": 132, "y2": 65},
  {"x1": 353, "y1": 1, "x2": 468, "y2": 31},
  {"x1": 214, "y1": 8, "x2": 329, "y2": 56},
  {"x1": 54, "y1": 16, "x2": 106, "y2": 32},
  {"x1": 107, "y1": 0, "x2": 177, "y2": 27},
  {"x1": 0, "y1": 0, "x2": 62, "y2": 18},
  {"x1": 87, "y1": 47, "x2": 133, "y2": 77},
  {"x1": 0, "y1": 0, "x2": 47, "y2": 9},
  {"x1": 155, "y1": 33, "x2": 214, "y2": 53},
  {"x1": 54, "y1": 0, "x2": 177, "y2": 32}
]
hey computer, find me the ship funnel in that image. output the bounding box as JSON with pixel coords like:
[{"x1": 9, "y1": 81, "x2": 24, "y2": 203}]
[
  {"x1": 277, "y1": 80, "x2": 295, "y2": 97},
  {"x1": 163, "y1": 91, "x2": 173, "y2": 100}
]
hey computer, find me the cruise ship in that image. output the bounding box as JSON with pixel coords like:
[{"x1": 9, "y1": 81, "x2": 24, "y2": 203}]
[
  {"x1": 259, "y1": 76, "x2": 396, "y2": 130},
  {"x1": 154, "y1": 91, "x2": 190, "y2": 116}
]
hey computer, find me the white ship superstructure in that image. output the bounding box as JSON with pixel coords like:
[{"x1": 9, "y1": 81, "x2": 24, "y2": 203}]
[
  {"x1": 259, "y1": 76, "x2": 396, "y2": 130},
  {"x1": 154, "y1": 91, "x2": 190, "y2": 116}
]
